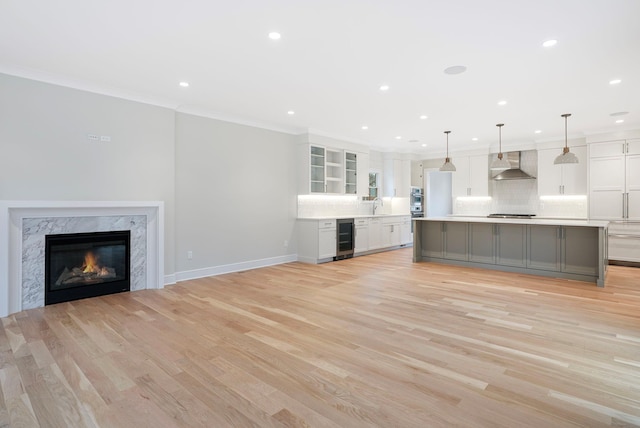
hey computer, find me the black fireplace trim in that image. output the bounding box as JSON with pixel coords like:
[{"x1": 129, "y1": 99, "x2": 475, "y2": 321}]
[{"x1": 45, "y1": 230, "x2": 131, "y2": 305}]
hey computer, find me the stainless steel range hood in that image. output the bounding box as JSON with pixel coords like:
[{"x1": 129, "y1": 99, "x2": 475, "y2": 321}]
[{"x1": 491, "y1": 151, "x2": 536, "y2": 180}]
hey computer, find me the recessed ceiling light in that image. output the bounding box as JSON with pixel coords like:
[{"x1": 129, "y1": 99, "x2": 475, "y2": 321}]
[
  {"x1": 361, "y1": 125, "x2": 369, "y2": 130},
  {"x1": 609, "y1": 79, "x2": 622, "y2": 85},
  {"x1": 471, "y1": 137, "x2": 478, "y2": 141},
  {"x1": 421, "y1": 143, "x2": 427, "y2": 147},
  {"x1": 179, "y1": 81, "x2": 189, "y2": 87},
  {"x1": 395, "y1": 136, "x2": 402, "y2": 140},
  {"x1": 287, "y1": 110, "x2": 295, "y2": 115},
  {"x1": 498, "y1": 100, "x2": 507, "y2": 106},
  {"x1": 534, "y1": 130, "x2": 542, "y2": 134},
  {"x1": 542, "y1": 39, "x2": 558, "y2": 48},
  {"x1": 379, "y1": 85, "x2": 389, "y2": 91},
  {"x1": 616, "y1": 119, "x2": 625, "y2": 123},
  {"x1": 444, "y1": 65, "x2": 467, "y2": 75},
  {"x1": 420, "y1": 115, "x2": 428, "y2": 120},
  {"x1": 268, "y1": 32, "x2": 281, "y2": 40},
  {"x1": 610, "y1": 111, "x2": 629, "y2": 116}
]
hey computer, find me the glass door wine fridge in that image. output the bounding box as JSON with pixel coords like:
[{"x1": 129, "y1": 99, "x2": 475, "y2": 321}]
[{"x1": 335, "y1": 218, "x2": 355, "y2": 260}]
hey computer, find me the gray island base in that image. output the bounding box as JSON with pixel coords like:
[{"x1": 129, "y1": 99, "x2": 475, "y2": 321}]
[{"x1": 413, "y1": 217, "x2": 609, "y2": 287}]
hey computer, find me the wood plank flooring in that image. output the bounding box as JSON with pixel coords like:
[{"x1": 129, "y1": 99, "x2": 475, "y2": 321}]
[{"x1": 1, "y1": 248, "x2": 640, "y2": 427}]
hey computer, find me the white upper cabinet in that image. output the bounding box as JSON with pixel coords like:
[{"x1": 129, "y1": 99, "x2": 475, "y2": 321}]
[
  {"x1": 299, "y1": 142, "x2": 369, "y2": 195},
  {"x1": 344, "y1": 151, "x2": 357, "y2": 194},
  {"x1": 299, "y1": 144, "x2": 340, "y2": 194},
  {"x1": 356, "y1": 151, "x2": 370, "y2": 198},
  {"x1": 626, "y1": 139, "x2": 640, "y2": 220},
  {"x1": 309, "y1": 145, "x2": 326, "y2": 193},
  {"x1": 411, "y1": 160, "x2": 424, "y2": 187},
  {"x1": 452, "y1": 155, "x2": 489, "y2": 197},
  {"x1": 589, "y1": 139, "x2": 640, "y2": 220},
  {"x1": 537, "y1": 146, "x2": 587, "y2": 196},
  {"x1": 383, "y1": 158, "x2": 410, "y2": 197}
]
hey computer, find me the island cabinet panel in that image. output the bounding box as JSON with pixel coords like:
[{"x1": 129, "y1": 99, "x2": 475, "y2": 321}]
[
  {"x1": 495, "y1": 224, "x2": 527, "y2": 267},
  {"x1": 414, "y1": 219, "x2": 607, "y2": 286},
  {"x1": 443, "y1": 222, "x2": 468, "y2": 261},
  {"x1": 422, "y1": 221, "x2": 444, "y2": 258},
  {"x1": 527, "y1": 225, "x2": 561, "y2": 271},
  {"x1": 469, "y1": 223, "x2": 495, "y2": 264},
  {"x1": 562, "y1": 226, "x2": 599, "y2": 276}
]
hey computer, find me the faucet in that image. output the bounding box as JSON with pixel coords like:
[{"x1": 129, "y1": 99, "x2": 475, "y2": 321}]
[{"x1": 372, "y1": 197, "x2": 384, "y2": 215}]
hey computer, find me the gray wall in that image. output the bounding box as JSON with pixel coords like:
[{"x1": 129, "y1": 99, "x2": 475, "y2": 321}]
[
  {"x1": 0, "y1": 73, "x2": 177, "y2": 274},
  {"x1": 174, "y1": 112, "x2": 298, "y2": 274},
  {"x1": 0, "y1": 73, "x2": 300, "y2": 280}
]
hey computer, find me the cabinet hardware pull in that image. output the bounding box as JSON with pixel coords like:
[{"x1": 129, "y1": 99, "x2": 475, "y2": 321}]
[
  {"x1": 627, "y1": 193, "x2": 630, "y2": 218},
  {"x1": 609, "y1": 234, "x2": 640, "y2": 239},
  {"x1": 622, "y1": 193, "x2": 626, "y2": 218}
]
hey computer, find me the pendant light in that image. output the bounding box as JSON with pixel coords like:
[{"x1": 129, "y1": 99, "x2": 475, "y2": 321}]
[
  {"x1": 490, "y1": 123, "x2": 511, "y2": 171},
  {"x1": 554, "y1": 113, "x2": 578, "y2": 164},
  {"x1": 439, "y1": 131, "x2": 456, "y2": 171}
]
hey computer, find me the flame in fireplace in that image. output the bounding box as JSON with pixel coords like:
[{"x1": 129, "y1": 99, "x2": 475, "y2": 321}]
[
  {"x1": 82, "y1": 251, "x2": 112, "y2": 277},
  {"x1": 83, "y1": 252, "x2": 99, "y2": 273}
]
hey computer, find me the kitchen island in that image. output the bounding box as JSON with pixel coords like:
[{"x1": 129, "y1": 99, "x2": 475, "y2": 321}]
[{"x1": 413, "y1": 217, "x2": 609, "y2": 286}]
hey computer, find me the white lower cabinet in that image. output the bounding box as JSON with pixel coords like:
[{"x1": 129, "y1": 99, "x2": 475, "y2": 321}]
[
  {"x1": 354, "y1": 218, "x2": 369, "y2": 254},
  {"x1": 319, "y1": 226, "x2": 337, "y2": 260},
  {"x1": 382, "y1": 224, "x2": 400, "y2": 248},
  {"x1": 297, "y1": 219, "x2": 336, "y2": 264},
  {"x1": 400, "y1": 216, "x2": 412, "y2": 245},
  {"x1": 608, "y1": 222, "x2": 640, "y2": 263},
  {"x1": 298, "y1": 215, "x2": 410, "y2": 263},
  {"x1": 369, "y1": 218, "x2": 382, "y2": 250}
]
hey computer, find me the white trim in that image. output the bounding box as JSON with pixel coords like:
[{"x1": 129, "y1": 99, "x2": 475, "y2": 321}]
[
  {"x1": 164, "y1": 274, "x2": 177, "y2": 285},
  {"x1": 0, "y1": 200, "x2": 165, "y2": 318},
  {"x1": 175, "y1": 254, "x2": 297, "y2": 282}
]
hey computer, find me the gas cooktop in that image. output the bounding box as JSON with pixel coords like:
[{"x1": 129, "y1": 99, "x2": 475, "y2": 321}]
[{"x1": 487, "y1": 213, "x2": 536, "y2": 219}]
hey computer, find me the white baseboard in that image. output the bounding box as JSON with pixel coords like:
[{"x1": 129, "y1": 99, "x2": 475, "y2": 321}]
[
  {"x1": 164, "y1": 274, "x2": 177, "y2": 286},
  {"x1": 175, "y1": 254, "x2": 298, "y2": 282}
]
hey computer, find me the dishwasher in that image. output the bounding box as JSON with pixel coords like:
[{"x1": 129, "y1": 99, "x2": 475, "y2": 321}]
[{"x1": 335, "y1": 218, "x2": 355, "y2": 260}]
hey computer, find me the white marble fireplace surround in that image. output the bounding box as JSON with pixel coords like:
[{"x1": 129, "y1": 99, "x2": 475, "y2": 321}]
[{"x1": 0, "y1": 201, "x2": 165, "y2": 318}]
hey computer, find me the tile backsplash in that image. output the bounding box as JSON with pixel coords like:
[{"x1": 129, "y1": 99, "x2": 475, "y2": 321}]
[
  {"x1": 452, "y1": 150, "x2": 587, "y2": 218},
  {"x1": 297, "y1": 195, "x2": 410, "y2": 218}
]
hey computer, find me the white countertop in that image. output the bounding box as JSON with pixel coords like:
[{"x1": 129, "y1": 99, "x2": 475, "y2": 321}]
[
  {"x1": 417, "y1": 216, "x2": 609, "y2": 228},
  {"x1": 297, "y1": 214, "x2": 411, "y2": 220}
]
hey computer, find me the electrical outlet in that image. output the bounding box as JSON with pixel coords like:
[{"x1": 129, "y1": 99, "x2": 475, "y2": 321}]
[
  {"x1": 187, "y1": 251, "x2": 193, "y2": 260},
  {"x1": 100, "y1": 135, "x2": 111, "y2": 142},
  {"x1": 87, "y1": 134, "x2": 99, "y2": 141}
]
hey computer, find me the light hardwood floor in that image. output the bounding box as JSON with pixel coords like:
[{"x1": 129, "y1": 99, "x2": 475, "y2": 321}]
[{"x1": 1, "y1": 248, "x2": 640, "y2": 427}]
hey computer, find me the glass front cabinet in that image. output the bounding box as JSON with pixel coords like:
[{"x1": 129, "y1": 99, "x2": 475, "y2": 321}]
[{"x1": 300, "y1": 143, "x2": 368, "y2": 195}]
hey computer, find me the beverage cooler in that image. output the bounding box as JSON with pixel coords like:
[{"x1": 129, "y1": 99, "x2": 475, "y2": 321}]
[{"x1": 335, "y1": 218, "x2": 355, "y2": 260}]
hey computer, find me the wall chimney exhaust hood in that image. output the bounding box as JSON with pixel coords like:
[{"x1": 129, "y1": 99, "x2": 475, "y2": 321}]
[{"x1": 491, "y1": 152, "x2": 536, "y2": 180}]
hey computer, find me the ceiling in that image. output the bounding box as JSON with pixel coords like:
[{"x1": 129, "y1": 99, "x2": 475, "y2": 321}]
[{"x1": 1, "y1": 0, "x2": 639, "y2": 154}]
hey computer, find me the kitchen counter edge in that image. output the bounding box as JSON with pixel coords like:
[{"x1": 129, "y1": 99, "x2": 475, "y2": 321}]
[
  {"x1": 417, "y1": 216, "x2": 609, "y2": 228},
  {"x1": 297, "y1": 214, "x2": 411, "y2": 220}
]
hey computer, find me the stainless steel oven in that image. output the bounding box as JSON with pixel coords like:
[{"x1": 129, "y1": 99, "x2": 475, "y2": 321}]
[{"x1": 410, "y1": 187, "x2": 424, "y2": 216}]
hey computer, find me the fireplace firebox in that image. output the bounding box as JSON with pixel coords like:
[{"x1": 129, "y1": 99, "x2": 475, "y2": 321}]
[{"x1": 45, "y1": 230, "x2": 131, "y2": 305}]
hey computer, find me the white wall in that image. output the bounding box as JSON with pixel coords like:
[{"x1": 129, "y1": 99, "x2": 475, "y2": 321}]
[
  {"x1": 174, "y1": 112, "x2": 298, "y2": 276},
  {"x1": 0, "y1": 73, "x2": 177, "y2": 274}
]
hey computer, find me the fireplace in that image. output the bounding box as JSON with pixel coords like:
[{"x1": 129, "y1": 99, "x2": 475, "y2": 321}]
[{"x1": 45, "y1": 230, "x2": 131, "y2": 305}]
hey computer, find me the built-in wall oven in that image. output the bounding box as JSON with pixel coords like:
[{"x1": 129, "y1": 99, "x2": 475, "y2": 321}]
[
  {"x1": 410, "y1": 187, "x2": 424, "y2": 215},
  {"x1": 335, "y1": 218, "x2": 355, "y2": 260}
]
